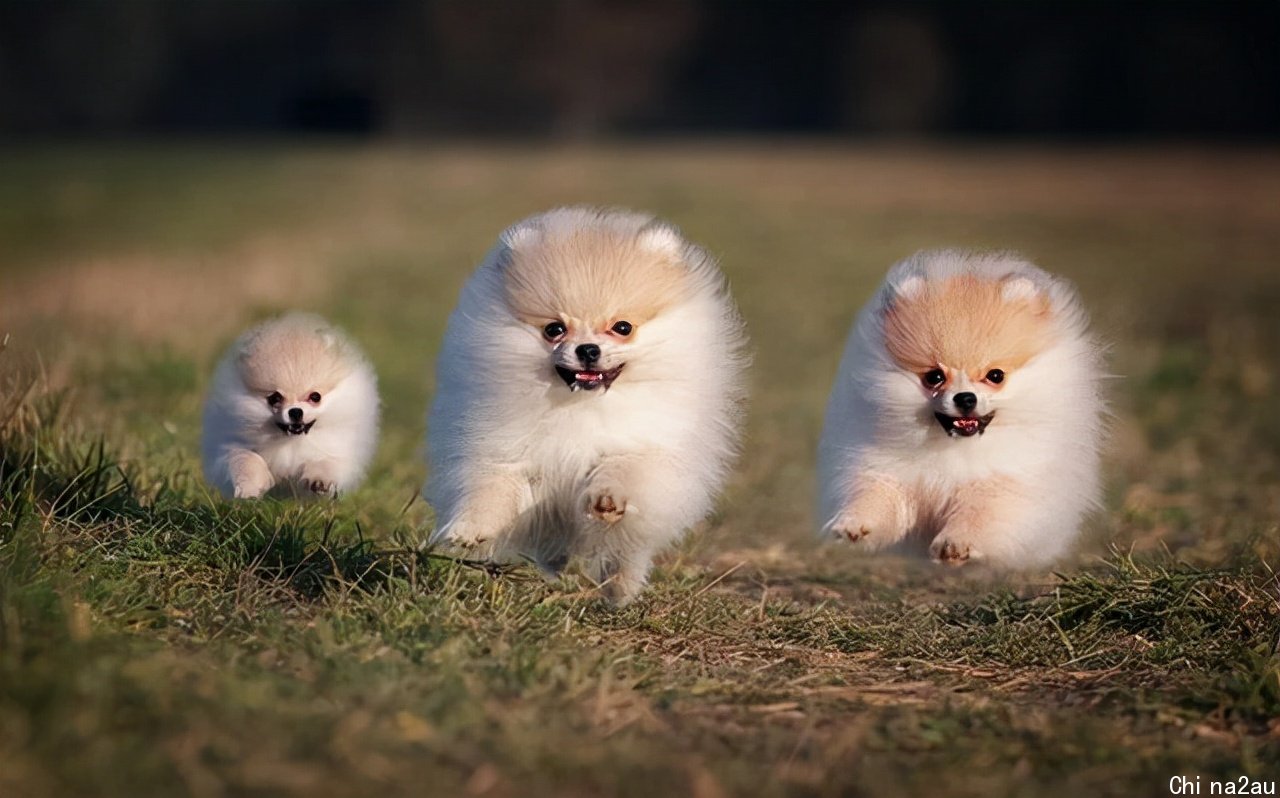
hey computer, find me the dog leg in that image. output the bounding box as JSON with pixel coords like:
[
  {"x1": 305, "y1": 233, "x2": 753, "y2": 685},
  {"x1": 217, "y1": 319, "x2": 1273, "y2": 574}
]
[
  {"x1": 432, "y1": 470, "x2": 526, "y2": 554},
  {"x1": 298, "y1": 459, "x2": 343, "y2": 498},
  {"x1": 227, "y1": 449, "x2": 274, "y2": 499},
  {"x1": 825, "y1": 474, "x2": 913, "y2": 551},
  {"x1": 930, "y1": 476, "x2": 1028, "y2": 565},
  {"x1": 579, "y1": 455, "x2": 643, "y2": 526},
  {"x1": 585, "y1": 546, "x2": 653, "y2": 608}
]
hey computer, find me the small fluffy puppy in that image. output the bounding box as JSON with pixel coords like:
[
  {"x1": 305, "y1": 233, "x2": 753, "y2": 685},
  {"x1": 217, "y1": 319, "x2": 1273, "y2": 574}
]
[
  {"x1": 202, "y1": 313, "x2": 380, "y2": 499},
  {"x1": 426, "y1": 207, "x2": 748, "y2": 605},
  {"x1": 817, "y1": 251, "x2": 1103, "y2": 566}
]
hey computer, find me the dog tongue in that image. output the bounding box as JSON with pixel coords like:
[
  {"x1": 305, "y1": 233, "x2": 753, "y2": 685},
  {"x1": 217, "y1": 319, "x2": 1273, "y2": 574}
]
[
  {"x1": 576, "y1": 371, "x2": 603, "y2": 383},
  {"x1": 954, "y1": 417, "x2": 980, "y2": 433}
]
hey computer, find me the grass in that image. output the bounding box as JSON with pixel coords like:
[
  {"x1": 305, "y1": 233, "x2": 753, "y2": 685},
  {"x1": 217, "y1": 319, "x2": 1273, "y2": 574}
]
[{"x1": 2, "y1": 141, "x2": 1279, "y2": 796}]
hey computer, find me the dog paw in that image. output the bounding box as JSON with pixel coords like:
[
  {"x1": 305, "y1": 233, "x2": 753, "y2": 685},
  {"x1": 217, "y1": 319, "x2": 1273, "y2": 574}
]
[
  {"x1": 295, "y1": 476, "x2": 336, "y2": 499},
  {"x1": 585, "y1": 491, "x2": 627, "y2": 525},
  {"x1": 588, "y1": 555, "x2": 649, "y2": 607},
  {"x1": 828, "y1": 515, "x2": 873, "y2": 544},
  {"x1": 432, "y1": 518, "x2": 497, "y2": 553},
  {"x1": 298, "y1": 463, "x2": 341, "y2": 499},
  {"x1": 824, "y1": 482, "x2": 910, "y2": 552},
  {"x1": 826, "y1": 513, "x2": 903, "y2": 552},
  {"x1": 307, "y1": 479, "x2": 335, "y2": 496},
  {"x1": 233, "y1": 479, "x2": 271, "y2": 499},
  {"x1": 232, "y1": 471, "x2": 274, "y2": 499},
  {"x1": 228, "y1": 453, "x2": 274, "y2": 499},
  {"x1": 930, "y1": 534, "x2": 983, "y2": 565}
]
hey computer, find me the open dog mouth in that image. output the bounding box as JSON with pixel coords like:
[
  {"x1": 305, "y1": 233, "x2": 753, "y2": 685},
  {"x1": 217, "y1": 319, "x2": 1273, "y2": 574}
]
[
  {"x1": 555, "y1": 364, "x2": 625, "y2": 392},
  {"x1": 934, "y1": 411, "x2": 995, "y2": 438},
  {"x1": 276, "y1": 421, "x2": 316, "y2": 436}
]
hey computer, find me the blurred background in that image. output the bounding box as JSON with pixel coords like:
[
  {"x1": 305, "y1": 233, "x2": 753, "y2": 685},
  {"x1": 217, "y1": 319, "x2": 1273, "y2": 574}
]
[
  {"x1": 2, "y1": 0, "x2": 1277, "y2": 141},
  {"x1": 2, "y1": 0, "x2": 1278, "y2": 552}
]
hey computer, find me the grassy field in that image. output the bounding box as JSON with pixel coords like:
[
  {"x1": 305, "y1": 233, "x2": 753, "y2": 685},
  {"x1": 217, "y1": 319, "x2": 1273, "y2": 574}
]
[{"x1": 2, "y1": 141, "x2": 1279, "y2": 797}]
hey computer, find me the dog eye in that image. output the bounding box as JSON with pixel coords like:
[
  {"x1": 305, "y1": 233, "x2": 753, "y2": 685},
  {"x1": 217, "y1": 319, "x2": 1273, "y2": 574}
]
[
  {"x1": 985, "y1": 369, "x2": 1005, "y2": 385},
  {"x1": 308, "y1": 392, "x2": 322, "y2": 403},
  {"x1": 611, "y1": 320, "x2": 633, "y2": 336},
  {"x1": 543, "y1": 321, "x2": 567, "y2": 341},
  {"x1": 921, "y1": 369, "x2": 946, "y2": 388},
  {"x1": 266, "y1": 391, "x2": 283, "y2": 407}
]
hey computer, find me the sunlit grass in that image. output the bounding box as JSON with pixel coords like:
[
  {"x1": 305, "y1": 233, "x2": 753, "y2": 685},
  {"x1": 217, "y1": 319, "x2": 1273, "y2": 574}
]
[{"x1": 1, "y1": 143, "x2": 1278, "y2": 796}]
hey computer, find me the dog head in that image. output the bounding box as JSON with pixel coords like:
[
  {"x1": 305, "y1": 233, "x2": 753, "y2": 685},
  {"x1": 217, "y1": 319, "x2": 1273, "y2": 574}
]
[
  {"x1": 494, "y1": 209, "x2": 701, "y2": 394},
  {"x1": 879, "y1": 271, "x2": 1056, "y2": 438},
  {"x1": 234, "y1": 314, "x2": 355, "y2": 435}
]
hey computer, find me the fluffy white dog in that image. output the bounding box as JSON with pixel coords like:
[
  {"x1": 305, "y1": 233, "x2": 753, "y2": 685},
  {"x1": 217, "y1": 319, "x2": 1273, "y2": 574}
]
[
  {"x1": 426, "y1": 207, "x2": 749, "y2": 604},
  {"x1": 202, "y1": 313, "x2": 380, "y2": 499},
  {"x1": 817, "y1": 250, "x2": 1104, "y2": 566}
]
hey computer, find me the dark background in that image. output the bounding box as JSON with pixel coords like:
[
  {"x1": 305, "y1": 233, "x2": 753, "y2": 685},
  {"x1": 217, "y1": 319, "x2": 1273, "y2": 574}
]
[{"x1": 1, "y1": 0, "x2": 1277, "y2": 140}]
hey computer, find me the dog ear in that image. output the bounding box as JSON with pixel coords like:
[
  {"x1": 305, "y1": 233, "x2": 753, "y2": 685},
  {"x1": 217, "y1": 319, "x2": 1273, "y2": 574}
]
[
  {"x1": 499, "y1": 220, "x2": 542, "y2": 254},
  {"x1": 1001, "y1": 275, "x2": 1052, "y2": 314},
  {"x1": 1000, "y1": 276, "x2": 1041, "y2": 302},
  {"x1": 887, "y1": 275, "x2": 925, "y2": 304},
  {"x1": 290, "y1": 313, "x2": 339, "y2": 349},
  {"x1": 636, "y1": 221, "x2": 685, "y2": 259}
]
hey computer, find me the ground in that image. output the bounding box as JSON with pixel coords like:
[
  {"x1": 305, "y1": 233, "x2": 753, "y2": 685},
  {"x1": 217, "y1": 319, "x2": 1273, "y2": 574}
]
[{"x1": 1, "y1": 142, "x2": 1278, "y2": 797}]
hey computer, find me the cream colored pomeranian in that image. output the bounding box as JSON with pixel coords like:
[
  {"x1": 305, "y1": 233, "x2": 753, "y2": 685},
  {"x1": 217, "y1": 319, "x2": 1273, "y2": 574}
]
[
  {"x1": 817, "y1": 251, "x2": 1104, "y2": 566},
  {"x1": 426, "y1": 207, "x2": 748, "y2": 604},
  {"x1": 201, "y1": 313, "x2": 380, "y2": 499}
]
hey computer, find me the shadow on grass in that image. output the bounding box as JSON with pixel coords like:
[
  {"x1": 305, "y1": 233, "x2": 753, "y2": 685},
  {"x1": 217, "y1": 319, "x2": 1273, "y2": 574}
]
[
  {"x1": 0, "y1": 374, "x2": 518, "y2": 610},
  {"x1": 3, "y1": 367, "x2": 1279, "y2": 734}
]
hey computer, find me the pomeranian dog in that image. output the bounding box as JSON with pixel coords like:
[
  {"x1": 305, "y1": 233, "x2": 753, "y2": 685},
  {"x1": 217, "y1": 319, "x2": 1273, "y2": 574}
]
[
  {"x1": 817, "y1": 250, "x2": 1103, "y2": 567},
  {"x1": 202, "y1": 313, "x2": 380, "y2": 499},
  {"x1": 426, "y1": 207, "x2": 748, "y2": 605}
]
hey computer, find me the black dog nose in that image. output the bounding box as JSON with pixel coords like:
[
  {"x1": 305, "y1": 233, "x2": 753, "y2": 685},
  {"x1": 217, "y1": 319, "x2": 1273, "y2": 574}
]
[
  {"x1": 288, "y1": 407, "x2": 304, "y2": 422},
  {"x1": 953, "y1": 392, "x2": 978, "y2": 413},
  {"x1": 575, "y1": 343, "x2": 601, "y2": 365}
]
